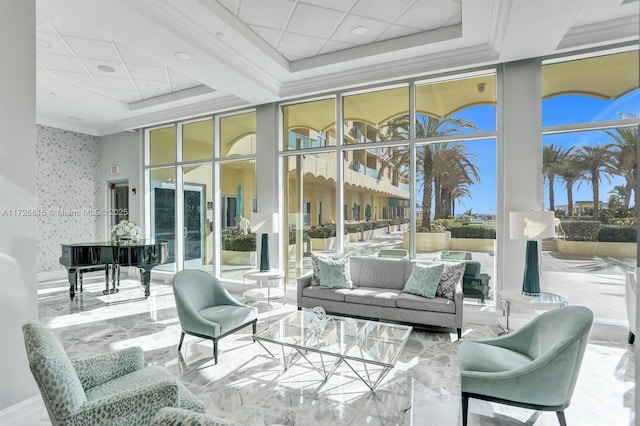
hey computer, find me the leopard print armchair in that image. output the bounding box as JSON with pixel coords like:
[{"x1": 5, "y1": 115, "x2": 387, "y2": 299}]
[{"x1": 22, "y1": 321, "x2": 205, "y2": 425}]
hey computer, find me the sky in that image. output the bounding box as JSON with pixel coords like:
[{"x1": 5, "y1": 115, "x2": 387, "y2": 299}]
[{"x1": 436, "y1": 90, "x2": 640, "y2": 217}]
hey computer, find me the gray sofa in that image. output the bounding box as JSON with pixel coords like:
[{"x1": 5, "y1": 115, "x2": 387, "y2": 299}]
[{"x1": 297, "y1": 256, "x2": 463, "y2": 338}]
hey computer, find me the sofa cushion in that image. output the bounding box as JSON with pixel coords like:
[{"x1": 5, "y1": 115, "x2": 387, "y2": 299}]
[
  {"x1": 344, "y1": 287, "x2": 402, "y2": 307},
  {"x1": 350, "y1": 257, "x2": 412, "y2": 290},
  {"x1": 317, "y1": 255, "x2": 353, "y2": 288},
  {"x1": 310, "y1": 253, "x2": 346, "y2": 286},
  {"x1": 436, "y1": 261, "x2": 466, "y2": 300},
  {"x1": 403, "y1": 263, "x2": 444, "y2": 298},
  {"x1": 397, "y1": 293, "x2": 456, "y2": 313},
  {"x1": 302, "y1": 286, "x2": 352, "y2": 302}
]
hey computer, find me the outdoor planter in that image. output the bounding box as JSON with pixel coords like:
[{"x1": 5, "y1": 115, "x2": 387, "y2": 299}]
[
  {"x1": 310, "y1": 236, "x2": 337, "y2": 250},
  {"x1": 221, "y1": 250, "x2": 257, "y2": 265},
  {"x1": 556, "y1": 239, "x2": 635, "y2": 258},
  {"x1": 404, "y1": 231, "x2": 451, "y2": 252},
  {"x1": 450, "y1": 238, "x2": 496, "y2": 252}
]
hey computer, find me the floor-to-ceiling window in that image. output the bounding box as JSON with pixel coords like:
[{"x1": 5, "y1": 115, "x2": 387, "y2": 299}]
[
  {"x1": 280, "y1": 74, "x2": 498, "y2": 303},
  {"x1": 144, "y1": 111, "x2": 256, "y2": 278},
  {"x1": 541, "y1": 50, "x2": 640, "y2": 325}
]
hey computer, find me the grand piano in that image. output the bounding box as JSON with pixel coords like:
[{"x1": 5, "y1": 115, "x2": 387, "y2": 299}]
[{"x1": 60, "y1": 240, "x2": 169, "y2": 300}]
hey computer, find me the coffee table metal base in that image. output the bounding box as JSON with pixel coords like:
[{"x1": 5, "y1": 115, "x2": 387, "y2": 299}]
[
  {"x1": 255, "y1": 339, "x2": 395, "y2": 392},
  {"x1": 253, "y1": 311, "x2": 411, "y2": 393}
]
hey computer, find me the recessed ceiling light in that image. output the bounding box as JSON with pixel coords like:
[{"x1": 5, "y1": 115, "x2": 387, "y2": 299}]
[
  {"x1": 146, "y1": 84, "x2": 160, "y2": 90},
  {"x1": 36, "y1": 39, "x2": 52, "y2": 48},
  {"x1": 174, "y1": 51, "x2": 192, "y2": 61},
  {"x1": 97, "y1": 64, "x2": 116, "y2": 73},
  {"x1": 351, "y1": 26, "x2": 368, "y2": 36},
  {"x1": 215, "y1": 32, "x2": 224, "y2": 37},
  {"x1": 69, "y1": 116, "x2": 82, "y2": 121}
]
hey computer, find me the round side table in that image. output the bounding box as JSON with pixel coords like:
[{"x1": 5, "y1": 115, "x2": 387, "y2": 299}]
[
  {"x1": 243, "y1": 268, "x2": 286, "y2": 309},
  {"x1": 497, "y1": 289, "x2": 568, "y2": 335}
]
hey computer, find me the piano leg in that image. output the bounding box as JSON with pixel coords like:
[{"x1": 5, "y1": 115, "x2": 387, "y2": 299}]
[
  {"x1": 140, "y1": 267, "x2": 151, "y2": 298},
  {"x1": 68, "y1": 270, "x2": 78, "y2": 300},
  {"x1": 104, "y1": 266, "x2": 109, "y2": 293},
  {"x1": 113, "y1": 264, "x2": 120, "y2": 289}
]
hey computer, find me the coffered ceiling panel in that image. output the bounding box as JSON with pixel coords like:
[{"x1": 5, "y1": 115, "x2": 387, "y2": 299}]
[{"x1": 32, "y1": 0, "x2": 638, "y2": 136}]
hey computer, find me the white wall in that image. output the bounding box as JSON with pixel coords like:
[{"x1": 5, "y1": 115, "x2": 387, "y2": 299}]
[
  {"x1": 36, "y1": 125, "x2": 100, "y2": 272},
  {"x1": 98, "y1": 130, "x2": 143, "y2": 237},
  {"x1": 0, "y1": 0, "x2": 38, "y2": 411}
]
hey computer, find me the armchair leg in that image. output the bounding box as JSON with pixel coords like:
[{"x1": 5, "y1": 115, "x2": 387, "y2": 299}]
[
  {"x1": 213, "y1": 339, "x2": 218, "y2": 365},
  {"x1": 556, "y1": 410, "x2": 567, "y2": 426},
  {"x1": 457, "y1": 328, "x2": 462, "y2": 340},
  {"x1": 461, "y1": 393, "x2": 469, "y2": 426},
  {"x1": 628, "y1": 331, "x2": 635, "y2": 344},
  {"x1": 178, "y1": 332, "x2": 185, "y2": 351},
  {"x1": 252, "y1": 321, "x2": 257, "y2": 342}
]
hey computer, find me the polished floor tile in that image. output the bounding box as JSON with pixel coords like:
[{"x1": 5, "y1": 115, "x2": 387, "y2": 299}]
[{"x1": 34, "y1": 276, "x2": 634, "y2": 425}]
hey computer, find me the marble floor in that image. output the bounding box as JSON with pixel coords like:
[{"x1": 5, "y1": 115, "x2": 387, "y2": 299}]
[{"x1": 32, "y1": 274, "x2": 635, "y2": 426}]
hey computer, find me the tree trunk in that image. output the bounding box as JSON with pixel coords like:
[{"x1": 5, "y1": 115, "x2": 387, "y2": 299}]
[
  {"x1": 567, "y1": 182, "x2": 574, "y2": 216},
  {"x1": 592, "y1": 175, "x2": 599, "y2": 218},
  {"x1": 548, "y1": 174, "x2": 556, "y2": 211},
  {"x1": 421, "y1": 148, "x2": 433, "y2": 229}
]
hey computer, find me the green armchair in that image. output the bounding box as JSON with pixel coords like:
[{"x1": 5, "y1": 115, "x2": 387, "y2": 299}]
[
  {"x1": 461, "y1": 261, "x2": 490, "y2": 302},
  {"x1": 458, "y1": 305, "x2": 593, "y2": 426},
  {"x1": 173, "y1": 269, "x2": 258, "y2": 364},
  {"x1": 22, "y1": 321, "x2": 205, "y2": 426},
  {"x1": 150, "y1": 406, "x2": 265, "y2": 426}
]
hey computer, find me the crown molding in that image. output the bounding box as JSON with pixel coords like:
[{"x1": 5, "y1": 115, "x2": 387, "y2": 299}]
[
  {"x1": 129, "y1": 85, "x2": 216, "y2": 111},
  {"x1": 487, "y1": 0, "x2": 512, "y2": 54},
  {"x1": 114, "y1": 94, "x2": 249, "y2": 132},
  {"x1": 290, "y1": 25, "x2": 463, "y2": 73},
  {"x1": 280, "y1": 44, "x2": 499, "y2": 99},
  {"x1": 558, "y1": 15, "x2": 640, "y2": 50}
]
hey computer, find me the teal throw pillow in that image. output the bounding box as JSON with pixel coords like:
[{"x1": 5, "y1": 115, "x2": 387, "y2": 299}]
[
  {"x1": 403, "y1": 263, "x2": 445, "y2": 298},
  {"x1": 317, "y1": 256, "x2": 353, "y2": 289}
]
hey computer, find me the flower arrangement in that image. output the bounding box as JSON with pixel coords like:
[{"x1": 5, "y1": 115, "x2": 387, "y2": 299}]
[{"x1": 111, "y1": 220, "x2": 142, "y2": 243}]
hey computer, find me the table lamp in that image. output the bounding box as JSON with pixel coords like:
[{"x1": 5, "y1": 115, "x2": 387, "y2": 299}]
[
  {"x1": 509, "y1": 211, "x2": 556, "y2": 296},
  {"x1": 251, "y1": 212, "x2": 278, "y2": 272}
]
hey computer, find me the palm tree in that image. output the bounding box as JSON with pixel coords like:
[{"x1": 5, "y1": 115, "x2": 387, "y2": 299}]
[
  {"x1": 604, "y1": 113, "x2": 638, "y2": 209},
  {"x1": 555, "y1": 155, "x2": 584, "y2": 217},
  {"x1": 378, "y1": 114, "x2": 479, "y2": 229},
  {"x1": 432, "y1": 142, "x2": 480, "y2": 218},
  {"x1": 608, "y1": 185, "x2": 627, "y2": 209},
  {"x1": 543, "y1": 144, "x2": 573, "y2": 211},
  {"x1": 575, "y1": 143, "x2": 613, "y2": 219}
]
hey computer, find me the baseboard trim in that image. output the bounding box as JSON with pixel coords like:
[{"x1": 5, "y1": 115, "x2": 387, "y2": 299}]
[{"x1": 0, "y1": 395, "x2": 45, "y2": 425}]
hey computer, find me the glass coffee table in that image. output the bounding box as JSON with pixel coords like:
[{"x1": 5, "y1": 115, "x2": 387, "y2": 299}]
[{"x1": 253, "y1": 310, "x2": 412, "y2": 392}]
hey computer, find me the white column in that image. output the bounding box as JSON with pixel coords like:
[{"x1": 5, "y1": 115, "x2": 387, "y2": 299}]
[
  {"x1": 497, "y1": 59, "x2": 544, "y2": 291},
  {"x1": 256, "y1": 103, "x2": 280, "y2": 269},
  {"x1": 0, "y1": 0, "x2": 38, "y2": 410}
]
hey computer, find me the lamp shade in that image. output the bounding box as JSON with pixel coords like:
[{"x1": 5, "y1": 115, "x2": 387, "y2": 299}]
[
  {"x1": 251, "y1": 212, "x2": 278, "y2": 234},
  {"x1": 510, "y1": 211, "x2": 555, "y2": 240}
]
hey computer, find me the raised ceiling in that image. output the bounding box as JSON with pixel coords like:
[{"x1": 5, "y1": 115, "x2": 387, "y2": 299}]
[{"x1": 35, "y1": 0, "x2": 639, "y2": 136}]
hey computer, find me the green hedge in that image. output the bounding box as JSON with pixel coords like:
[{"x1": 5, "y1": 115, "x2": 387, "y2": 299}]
[
  {"x1": 449, "y1": 225, "x2": 496, "y2": 239},
  {"x1": 561, "y1": 221, "x2": 600, "y2": 242},
  {"x1": 597, "y1": 225, "x2": 637, "y2": 242},
  {"x1": 222, "y1": 233, "x2": 256, "y2": 251},
  {"x1": 344, "y1": 220, "x2": 398, "y2": 233},
  {"x1": 307, "y1": 226, "x2": 336, "y2": 238}
]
